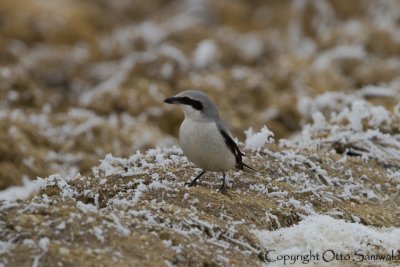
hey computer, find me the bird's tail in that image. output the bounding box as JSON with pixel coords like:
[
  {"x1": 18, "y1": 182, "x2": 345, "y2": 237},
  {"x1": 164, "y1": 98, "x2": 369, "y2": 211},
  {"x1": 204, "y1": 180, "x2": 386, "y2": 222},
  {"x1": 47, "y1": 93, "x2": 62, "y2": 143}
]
[{"x1": 242, "y1": 162, "x2": 258, "y2": 173}]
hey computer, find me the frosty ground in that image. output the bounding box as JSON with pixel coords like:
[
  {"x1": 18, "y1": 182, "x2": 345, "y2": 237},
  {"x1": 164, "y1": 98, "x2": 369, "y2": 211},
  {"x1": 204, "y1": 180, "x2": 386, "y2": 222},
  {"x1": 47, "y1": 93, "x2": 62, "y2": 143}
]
[
  {"x1": 1, "y1": 115, "x2": 400, "y2": 266},
  {"x1": 1, "y1": 0, "x2": 400, "y2": 266}
]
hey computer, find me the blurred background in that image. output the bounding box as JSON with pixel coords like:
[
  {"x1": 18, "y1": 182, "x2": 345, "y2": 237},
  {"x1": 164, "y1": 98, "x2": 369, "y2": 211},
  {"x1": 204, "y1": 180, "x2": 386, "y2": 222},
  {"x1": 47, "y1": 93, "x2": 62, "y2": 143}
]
[{"x1": 1, "y1": 0, "x2": 400, "y2": 189}]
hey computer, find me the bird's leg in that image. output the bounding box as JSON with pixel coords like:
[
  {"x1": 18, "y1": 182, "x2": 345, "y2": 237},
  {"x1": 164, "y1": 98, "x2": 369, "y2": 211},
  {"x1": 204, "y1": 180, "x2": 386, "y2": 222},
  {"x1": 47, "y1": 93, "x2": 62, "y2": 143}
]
[
  {"x1": 185, "y1": 170, "x2": 206, "y2": 187},
  {"x1": 219, "y1": 172, "x2": 227, "y2": 193}
]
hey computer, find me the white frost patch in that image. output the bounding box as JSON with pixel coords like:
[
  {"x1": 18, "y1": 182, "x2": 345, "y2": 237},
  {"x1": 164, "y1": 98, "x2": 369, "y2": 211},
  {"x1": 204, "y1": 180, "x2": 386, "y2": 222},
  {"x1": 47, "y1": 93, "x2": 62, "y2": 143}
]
[
  {"x1": 249, "y1": 184, "x2": 268, "y2": 194},
  {"x1": 297, "y1": 92, "x2": 360, "y2": 121},
  {"x1": 22, "y1": 239, "x2": 36, "y2": 247},
  {"x1": 252, "y1": 215, "x2": 400, "y2": 256},
  {"x1": 387, "y1": 170, "x2": 400, "y2": 184},
  {"x1": 32, "y1": 237, "x2": 50, "y2": 267},
  {"x1": 193, "y1": 40, "x2": 219, "y2": 68},
  {"x1": 110, "y1": 213, "x2": 131, "y2": 236},
  {"x1": 244, "y1": 126, "x2": 274, "y2": 151},
  {"x1": 56, "y1": 222, "x2": 66, "y2": 230},
  {"x1": 357, "y1": 85, "x2": 397, "y2": 98},
  {"x1": 110, "y1": 182, "x2": 149, "y2": 207},
  {"x1": 333, "y1": 101, "x2": 392, "y2": 132},
  {"x1": 37, "y1": 174, "x2": 77, "y2": 198},
  {"x1": 292, "y1": 93, "x2": 400, "y2": 164},
  {"x1": 38, "y1": 238, "x2": 50, "y2": 251},
  {"x1": 92, "y1": 226, "x2": 105, "y2": 243},
  {"x1": 0, "y1": 241, "x2": 11, "y2": 254},
  {"x1": 313, "y1": 45, "x2": 365, "y2": 70},
  {"x1": 95, "y1": 154, "x2": 127, "y2": 177},
  {"x1": 311, "y1": 111, "x2": 326, "y2": 130},
  {"x1": 395, "y1": 103, "x2": 400, "y2": 117},
  {"x1": 0, "y1": 177, "x2": 40, "y2": 201},
  {"x1": 76, "y1": 201, "x2": 97, "y2": 214}
]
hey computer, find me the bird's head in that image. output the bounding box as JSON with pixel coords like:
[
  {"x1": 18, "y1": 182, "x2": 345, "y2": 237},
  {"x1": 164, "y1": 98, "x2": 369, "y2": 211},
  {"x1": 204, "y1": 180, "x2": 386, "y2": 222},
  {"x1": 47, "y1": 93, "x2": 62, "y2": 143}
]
[{"x1": 164, "y1": 90, "x2": 219, "y2": 121}]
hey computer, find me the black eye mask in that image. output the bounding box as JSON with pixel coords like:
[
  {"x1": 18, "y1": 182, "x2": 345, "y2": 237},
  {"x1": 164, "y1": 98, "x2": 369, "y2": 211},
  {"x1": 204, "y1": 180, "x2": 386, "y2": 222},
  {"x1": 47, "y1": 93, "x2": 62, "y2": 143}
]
[{"x1": 175, "y1": 97, "x2": 203, "y2": 111}]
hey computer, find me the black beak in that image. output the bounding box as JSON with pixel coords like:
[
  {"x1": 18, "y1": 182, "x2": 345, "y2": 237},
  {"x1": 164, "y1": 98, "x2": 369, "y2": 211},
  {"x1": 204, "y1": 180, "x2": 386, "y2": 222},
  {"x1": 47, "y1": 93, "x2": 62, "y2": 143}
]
[{"x1": 164, "y1": 97, "x2": 178, "y2": 104}]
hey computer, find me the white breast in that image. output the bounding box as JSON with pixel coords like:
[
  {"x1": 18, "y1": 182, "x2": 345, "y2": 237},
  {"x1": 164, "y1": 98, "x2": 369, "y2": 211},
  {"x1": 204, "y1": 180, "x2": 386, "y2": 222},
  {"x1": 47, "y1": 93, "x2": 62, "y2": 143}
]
[{"x1": 179, "y1": 119, "x2": 236, "y2": 172}]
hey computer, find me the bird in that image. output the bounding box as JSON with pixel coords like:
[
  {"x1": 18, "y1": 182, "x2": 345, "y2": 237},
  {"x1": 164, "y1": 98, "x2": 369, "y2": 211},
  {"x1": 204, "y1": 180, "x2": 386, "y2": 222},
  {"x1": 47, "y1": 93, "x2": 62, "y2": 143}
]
[{"x1": 164, "y1": 90, "x2": 256, "y2": 193}]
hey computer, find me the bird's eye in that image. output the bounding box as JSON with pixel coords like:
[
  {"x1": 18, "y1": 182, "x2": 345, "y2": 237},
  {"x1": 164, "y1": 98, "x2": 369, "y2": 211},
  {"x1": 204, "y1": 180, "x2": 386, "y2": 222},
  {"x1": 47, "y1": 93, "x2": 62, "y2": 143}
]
[{"x1": 179, "y1": 97, "x2": 203, "y2": 111}]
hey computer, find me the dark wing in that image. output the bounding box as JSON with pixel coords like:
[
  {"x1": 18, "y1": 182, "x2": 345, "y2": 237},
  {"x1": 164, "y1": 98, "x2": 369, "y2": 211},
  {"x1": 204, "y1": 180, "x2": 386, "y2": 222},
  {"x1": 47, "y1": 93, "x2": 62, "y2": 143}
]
[
  {"x1": 218, "y1": 126, "x2": 244, "y2": 170},
  {"x1": 218, "y1": 126, "x2": 257, "y2": 172}
]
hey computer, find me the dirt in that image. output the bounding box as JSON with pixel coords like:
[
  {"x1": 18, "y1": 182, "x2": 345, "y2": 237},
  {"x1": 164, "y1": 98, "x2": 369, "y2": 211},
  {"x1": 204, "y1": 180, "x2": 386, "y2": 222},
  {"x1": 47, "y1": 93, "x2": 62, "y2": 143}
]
[
  {"x1": 0, "y1": 0, "x2": 400, "y2": 266},
  {"x1": 1, "y1": 143, "x2": 399, "y2": 266},
  {"x1": 1, "y1": 0, "x2": 399, "y2": 188}
]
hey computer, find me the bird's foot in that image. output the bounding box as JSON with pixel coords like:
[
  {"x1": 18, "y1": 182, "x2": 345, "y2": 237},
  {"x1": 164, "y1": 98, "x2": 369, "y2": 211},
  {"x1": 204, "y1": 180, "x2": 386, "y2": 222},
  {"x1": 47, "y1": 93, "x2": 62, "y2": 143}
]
[
  {"x1": 219, "y1": 184, "x2": 227, "y2": 194},
  {"x1": 184, "y1": 171, "x2": 205, "y2": 187},
  {"x1": 185, "y1": 180, "x2": 197, "y2": 187}
]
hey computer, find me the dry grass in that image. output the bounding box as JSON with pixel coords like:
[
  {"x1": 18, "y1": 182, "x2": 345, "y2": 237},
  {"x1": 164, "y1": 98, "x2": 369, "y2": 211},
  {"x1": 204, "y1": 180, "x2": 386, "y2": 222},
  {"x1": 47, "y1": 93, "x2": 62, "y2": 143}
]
[
  {"x1": 0, "y1": 1, "x2": 400, "y2": 264},
  {"x1": 1, "y1": 0, "x2": 400, "y2": 188},
  {"x1": 1, "y1": 144, "x2": 399, "y2": 266}
]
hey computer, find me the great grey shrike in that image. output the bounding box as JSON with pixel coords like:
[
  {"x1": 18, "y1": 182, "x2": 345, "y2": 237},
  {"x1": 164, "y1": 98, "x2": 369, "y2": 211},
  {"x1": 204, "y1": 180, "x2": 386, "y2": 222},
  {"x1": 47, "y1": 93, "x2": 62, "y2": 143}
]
[{"x1": 164, "y1": 90, "x2": 256, "y2": 193}]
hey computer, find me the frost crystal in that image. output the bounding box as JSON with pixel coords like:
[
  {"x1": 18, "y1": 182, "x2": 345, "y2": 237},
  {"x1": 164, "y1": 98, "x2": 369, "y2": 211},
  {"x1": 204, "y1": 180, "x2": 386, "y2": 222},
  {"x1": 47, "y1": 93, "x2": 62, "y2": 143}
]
[{"x1": 244, "y1": 126, "x2": 275, "y2": 151}]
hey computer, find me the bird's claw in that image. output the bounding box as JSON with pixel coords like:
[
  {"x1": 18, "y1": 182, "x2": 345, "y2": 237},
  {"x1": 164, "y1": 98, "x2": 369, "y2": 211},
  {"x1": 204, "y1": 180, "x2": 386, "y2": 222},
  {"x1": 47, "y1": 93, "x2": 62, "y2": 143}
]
[
  {"x1": 219, "y1": 185, "x2": 227, "y2": 194},
  {"x1": 185, "y1": 181, "x2": 197, "y2": 187}
]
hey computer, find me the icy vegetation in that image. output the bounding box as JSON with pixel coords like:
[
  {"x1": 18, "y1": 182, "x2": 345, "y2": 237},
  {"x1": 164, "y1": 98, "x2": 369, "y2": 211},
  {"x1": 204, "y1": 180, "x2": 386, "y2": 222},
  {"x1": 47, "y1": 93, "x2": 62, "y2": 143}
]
[
  {"x1": 1, "y1": 128, "x2": 399, "y2": 265},
  {"x1": 1, "y1": 0, "x2": 400, "y2": 266}
]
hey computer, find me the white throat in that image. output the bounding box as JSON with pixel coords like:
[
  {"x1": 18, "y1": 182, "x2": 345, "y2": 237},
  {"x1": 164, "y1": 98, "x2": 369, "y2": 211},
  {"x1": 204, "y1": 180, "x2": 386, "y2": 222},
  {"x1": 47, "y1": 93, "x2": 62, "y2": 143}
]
[{"x1": 181, "y1": 104, "x2": 205, "y2": 122}]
